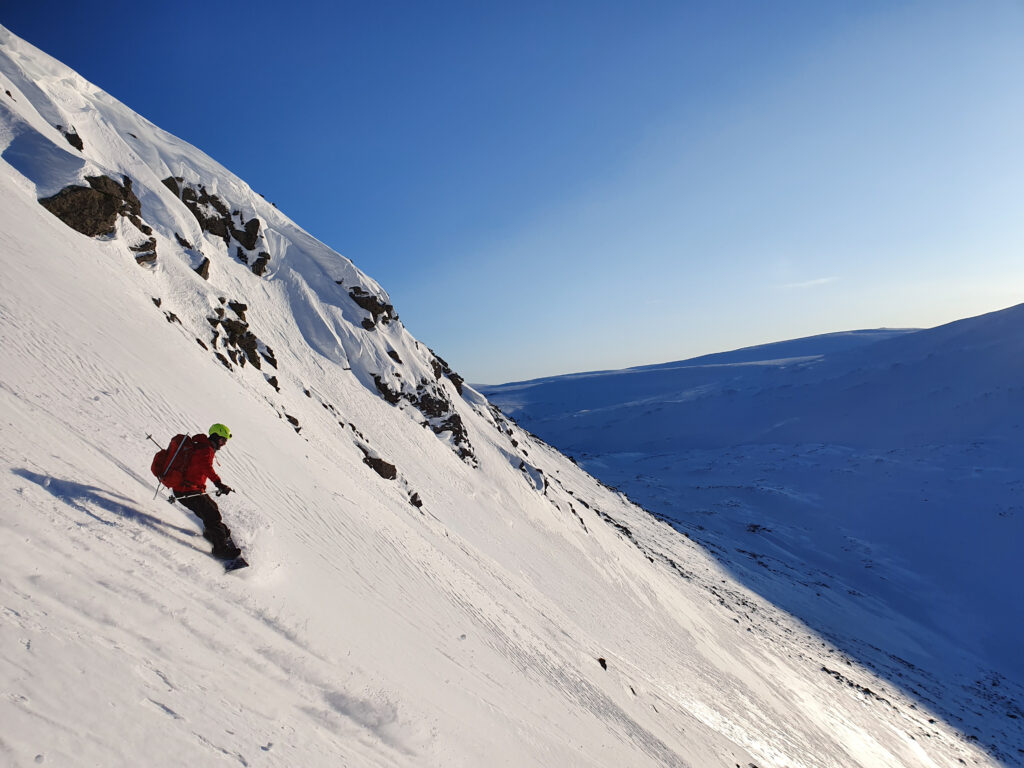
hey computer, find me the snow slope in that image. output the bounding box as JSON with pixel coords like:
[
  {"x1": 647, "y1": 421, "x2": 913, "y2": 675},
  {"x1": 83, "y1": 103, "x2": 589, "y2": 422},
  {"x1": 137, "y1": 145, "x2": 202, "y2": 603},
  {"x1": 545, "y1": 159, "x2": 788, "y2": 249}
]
[
  {"x1": 484, "y1": 313, "x2": 1024, "y2": 764},
  {"x1": 0, "y1": 25, "x2": 1007, "y2": 767}
]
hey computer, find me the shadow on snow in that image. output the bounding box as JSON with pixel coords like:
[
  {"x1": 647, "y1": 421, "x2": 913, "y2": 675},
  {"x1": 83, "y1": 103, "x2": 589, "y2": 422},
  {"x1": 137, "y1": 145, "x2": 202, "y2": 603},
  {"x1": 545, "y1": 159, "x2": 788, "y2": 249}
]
[{"x1": 12, "y1": 468, "x2": 199, "y2": 539}]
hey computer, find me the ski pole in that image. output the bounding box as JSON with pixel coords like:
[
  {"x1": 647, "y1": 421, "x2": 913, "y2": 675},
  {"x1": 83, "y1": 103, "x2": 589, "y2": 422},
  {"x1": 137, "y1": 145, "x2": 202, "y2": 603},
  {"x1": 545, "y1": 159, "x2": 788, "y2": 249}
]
[
  {"x1": 146, "y1": 434, "x2": 165, "y2": 499},
  {"x1": 167, "y1": 489, "x2": 226, "y2": 505}
]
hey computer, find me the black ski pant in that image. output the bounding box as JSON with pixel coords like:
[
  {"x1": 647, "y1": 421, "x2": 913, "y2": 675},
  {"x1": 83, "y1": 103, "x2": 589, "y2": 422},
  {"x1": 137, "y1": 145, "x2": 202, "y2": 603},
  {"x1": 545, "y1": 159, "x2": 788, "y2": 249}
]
[{"x1": 175, "y1": 492, "x2": 233, "y2": 551}]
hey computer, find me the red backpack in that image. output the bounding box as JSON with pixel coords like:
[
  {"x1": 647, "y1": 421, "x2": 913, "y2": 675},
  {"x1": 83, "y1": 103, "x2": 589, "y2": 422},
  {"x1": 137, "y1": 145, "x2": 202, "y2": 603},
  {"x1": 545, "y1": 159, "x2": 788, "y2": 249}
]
[{"x1": 151, "y1": 434, "x2": 196, "y2": 489}]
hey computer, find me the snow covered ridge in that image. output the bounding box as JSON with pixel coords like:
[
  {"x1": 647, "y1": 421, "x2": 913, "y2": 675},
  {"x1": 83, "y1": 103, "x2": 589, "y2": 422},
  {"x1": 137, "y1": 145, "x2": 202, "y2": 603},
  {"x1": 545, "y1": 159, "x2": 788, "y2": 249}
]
[{"x1": 0, "y1": 24, "x2": 1011, "y2": 767}]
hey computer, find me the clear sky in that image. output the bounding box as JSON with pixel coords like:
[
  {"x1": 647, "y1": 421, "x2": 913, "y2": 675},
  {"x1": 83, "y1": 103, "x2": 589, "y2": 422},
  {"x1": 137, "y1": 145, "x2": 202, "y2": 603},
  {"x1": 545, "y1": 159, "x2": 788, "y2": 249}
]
[{"x1": 5, "y1": 1, "x2": 1024, "y2": 383}]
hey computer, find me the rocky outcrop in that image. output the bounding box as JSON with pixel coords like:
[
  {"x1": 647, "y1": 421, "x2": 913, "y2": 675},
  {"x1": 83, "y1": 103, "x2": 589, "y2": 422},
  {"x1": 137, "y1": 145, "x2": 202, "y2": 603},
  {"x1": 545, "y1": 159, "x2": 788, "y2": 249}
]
[
  {"x1": 429, "y1": 350, "x2": 465, "y2": 394},
  {"x1": 251, "y1": 252, "x2": 271, "y2": 276},
  {"x1": 372, "y1": 372, "x2": 476, "y2": 464},
  {"x1": 130, "y1": 237, "x2": 157, "y2": 265},
  {"x1": 39, "y1": 174, "x2": 150, "y2": 239},
  {"x1": 372, "y1": 375, "x2": 403, "y2": 405},
  {"x1": 361, "y1": 451, "x2": 398, "y2": 480},
  {"x1": 436, "y1": 413, "x2": 473, "y2": 462},
  {"x1": 59, "y1": 125, "x2": 83, "y2": 151},
  {"x1": 349, "y1": 287, "x2": 395, "y2": 329},
  {"x1": 162, "y1": 177, "x2": 269, "y2": 276},
  {"x1": 204, "y1": 297, "x2": 276, "y2": 371},
  {"x1": 220, "y1": 318, "x2": 260, "y2": 367}
]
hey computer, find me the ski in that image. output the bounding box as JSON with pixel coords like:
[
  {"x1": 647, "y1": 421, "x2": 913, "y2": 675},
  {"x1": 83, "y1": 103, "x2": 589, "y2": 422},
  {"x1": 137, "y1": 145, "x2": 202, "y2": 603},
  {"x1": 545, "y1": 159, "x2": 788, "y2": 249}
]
[{"x1": 223, "y1": 556, "x2": 249, "y2": 572}]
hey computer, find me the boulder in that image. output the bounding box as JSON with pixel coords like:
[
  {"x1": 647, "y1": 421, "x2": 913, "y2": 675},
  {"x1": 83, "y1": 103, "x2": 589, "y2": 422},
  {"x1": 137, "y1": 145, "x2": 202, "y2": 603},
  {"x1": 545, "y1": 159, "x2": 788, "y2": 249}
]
[{"x1": 39, "y1": 174, "x2": 143, "y2": 237}]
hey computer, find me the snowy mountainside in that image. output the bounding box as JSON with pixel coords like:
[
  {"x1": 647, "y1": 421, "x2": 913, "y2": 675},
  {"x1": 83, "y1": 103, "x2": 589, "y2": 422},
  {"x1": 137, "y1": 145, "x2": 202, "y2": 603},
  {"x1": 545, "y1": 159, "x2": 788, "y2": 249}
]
[
  {"x1": 484, "y1": 311, "x2": 1024, "y2": 763},
  {"x1": 0, "y1": 25, "x2": 1005, "y2": 767}
]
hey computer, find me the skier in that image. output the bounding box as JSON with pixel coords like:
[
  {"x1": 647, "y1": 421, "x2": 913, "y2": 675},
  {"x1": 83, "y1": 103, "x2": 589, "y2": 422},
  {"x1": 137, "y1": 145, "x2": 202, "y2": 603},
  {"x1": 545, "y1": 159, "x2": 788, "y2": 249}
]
[{"x1": 171, "y1": 423, "x2": 241, "y2": 559}]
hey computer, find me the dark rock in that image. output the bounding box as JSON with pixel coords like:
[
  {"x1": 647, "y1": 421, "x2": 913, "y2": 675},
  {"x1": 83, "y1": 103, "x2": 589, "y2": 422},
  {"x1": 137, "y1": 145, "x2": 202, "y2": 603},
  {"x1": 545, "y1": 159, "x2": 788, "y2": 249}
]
[
  {"x1": 4, "y1": 90, "x2": 13, "y2": 99},
  {"x1": 416, "y1": 391, "x2": 450, "y2": 419},
  {"x1": 164, "y1": 312, "x2": 180, "y2": 324},
  {"x1": 362, "y1": 455, "x2": 398, "y2": 481},
  {"x1": 373, "y1": 375, "x2": 403, "y2": 405},
  {"x1": 260, "y1": 346, "x2": 278, "y2": 369},
  {"x1": 266, "y1": 375, "x2": 280, "y2": 391},
  {"x1": 152, "y1": 297, "x2": 162, "y2": 307},
  {"x1": 361, "y1": 319, "x2": 376, "y2": 332},
  {"x1": 232, "y1": 216, "x2": 260, "y2": 251},
  {"x1": 597, "y1": 658, "x2": 608, "y2": 670},
  {"x1": 430, "y1": 357, "x2": 444, "y2": 381},
  {"x1": 387, "y1": 349, "x2": 403, "y2": 365},
  {"x1": 62, "y1": 127, "x2": 84, "y2": 151},
  {"x1": 409, "y1": 492, "x2": 423, "y2": 508},
  {"x1": 228, "y1": 301, "x2": 248, "y2": 321},
  {"x1": 251, "y1": 252, "x2": 270, "y2": 276},
  {"x1": 429, "y1": 351, "x2": 465, "y2": 394},
  {"x1": 130, "y1": 236, "x2": 157, "y2": 265},
  {"x1": 221, "y1": 318, "x2": 261, "y2": 368},
  {"x1": 177, "y1": 181, "x2": 230, "y2": 241},
  {"x1": 435, "y1": 413, "x2": 474, "y2": 462},
  {"x1": 349, "y1": 287, "x2": 394, "y2": 327},
  {"x1": 162, "y1": 177, "x2": 181, "y2": 197},
  {"x1": 285, "y1": 413, "x2": 300, "y2": 432},
  {"x1": 215, "y1": 352, "x2": 232, "y2": 370},
  {"x1": 195, "y1": 257, "x2": 211, "y2": 280},
  {"x1": 175, "y1": 232, "x2": 194, "y2": 249},
  {"x1": 164, "y1": 178, "x2": 264, "y2": 266},
  {"x1": 39, "y1": 174, "x2": 143, "y2": 237}
]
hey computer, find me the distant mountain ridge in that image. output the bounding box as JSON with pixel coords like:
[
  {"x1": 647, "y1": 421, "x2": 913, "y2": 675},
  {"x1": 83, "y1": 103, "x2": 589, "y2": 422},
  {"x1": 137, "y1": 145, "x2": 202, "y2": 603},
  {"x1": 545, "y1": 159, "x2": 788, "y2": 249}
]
[{"x1": 484, "y1": 307, "x2": 1024, "y2": 450}]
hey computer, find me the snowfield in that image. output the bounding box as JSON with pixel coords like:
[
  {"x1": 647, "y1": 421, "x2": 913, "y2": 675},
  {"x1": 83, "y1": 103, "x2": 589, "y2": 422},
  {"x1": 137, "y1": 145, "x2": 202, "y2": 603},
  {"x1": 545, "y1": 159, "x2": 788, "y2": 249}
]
[
  {"x1": 484, "y1": 317, "x2": 1024, "y2": 765},
  {"x1": 0, "y1": 25, "x2": 1014, "y2": 767}
]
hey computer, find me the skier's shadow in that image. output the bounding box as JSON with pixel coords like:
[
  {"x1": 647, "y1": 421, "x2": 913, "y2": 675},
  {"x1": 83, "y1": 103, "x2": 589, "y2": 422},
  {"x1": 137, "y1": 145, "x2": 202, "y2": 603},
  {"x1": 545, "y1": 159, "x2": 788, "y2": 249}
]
[{"x1": 11, "y1": 468, "x2": 198, "y2": 539}]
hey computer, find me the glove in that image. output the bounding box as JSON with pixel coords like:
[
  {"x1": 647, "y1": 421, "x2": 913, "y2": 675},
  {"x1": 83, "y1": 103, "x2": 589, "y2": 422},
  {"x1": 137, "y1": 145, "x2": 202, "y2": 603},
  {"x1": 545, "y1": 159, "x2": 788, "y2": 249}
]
[{"x1": 215, "y1": 482, "x2": 233, "y2": 496}]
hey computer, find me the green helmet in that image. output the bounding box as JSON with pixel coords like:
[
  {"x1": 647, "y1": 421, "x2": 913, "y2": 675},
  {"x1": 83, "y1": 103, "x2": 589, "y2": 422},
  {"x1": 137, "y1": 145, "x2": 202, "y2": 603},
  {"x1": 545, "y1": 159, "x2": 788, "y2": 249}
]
[{"x1": 209, "y1": 423, "x2": 232, "y2": 440}]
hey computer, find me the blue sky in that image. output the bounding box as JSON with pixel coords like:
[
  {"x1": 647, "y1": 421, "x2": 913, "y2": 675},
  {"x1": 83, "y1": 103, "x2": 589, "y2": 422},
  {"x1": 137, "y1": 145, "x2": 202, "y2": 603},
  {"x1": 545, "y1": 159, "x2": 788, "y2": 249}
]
[{"x1": 6, "y1": 1, "x2": 1024, "y2": 383}]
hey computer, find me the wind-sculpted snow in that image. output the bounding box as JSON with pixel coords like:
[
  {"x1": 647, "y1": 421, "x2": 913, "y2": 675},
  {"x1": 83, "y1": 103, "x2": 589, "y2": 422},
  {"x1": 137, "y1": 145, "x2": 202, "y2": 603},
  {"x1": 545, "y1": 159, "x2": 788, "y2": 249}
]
[{"x1": 0, "y1": 23, "x2": 1009, "y2": 767}]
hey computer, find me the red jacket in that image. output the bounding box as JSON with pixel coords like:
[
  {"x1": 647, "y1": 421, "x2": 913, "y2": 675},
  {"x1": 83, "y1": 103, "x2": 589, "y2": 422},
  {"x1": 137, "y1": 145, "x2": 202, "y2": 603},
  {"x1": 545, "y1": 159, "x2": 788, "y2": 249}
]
[{"x1": 173, "y1": 434, "x2": 223, "y2": 493}]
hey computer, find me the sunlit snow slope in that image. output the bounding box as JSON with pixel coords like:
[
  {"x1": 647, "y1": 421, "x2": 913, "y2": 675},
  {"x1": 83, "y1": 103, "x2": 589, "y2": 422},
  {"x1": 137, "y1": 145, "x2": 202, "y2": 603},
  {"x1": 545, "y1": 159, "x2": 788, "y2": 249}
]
[
  {"x1": 484, "y1": 317, "x2": 1024, "y2": 764},
  {"x1": 0, "y1": 25, "x2": 1004, "y2": 767}
]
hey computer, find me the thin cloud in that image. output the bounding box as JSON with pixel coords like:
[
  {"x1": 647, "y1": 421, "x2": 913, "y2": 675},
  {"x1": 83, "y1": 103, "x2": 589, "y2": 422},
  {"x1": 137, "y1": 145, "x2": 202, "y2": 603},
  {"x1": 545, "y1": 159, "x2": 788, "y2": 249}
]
[{"x1": 781, "y1": 276, "x2": 839, "y2": 290}]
